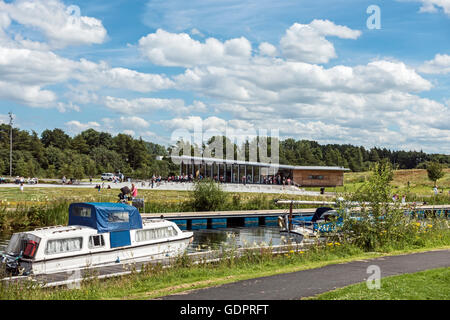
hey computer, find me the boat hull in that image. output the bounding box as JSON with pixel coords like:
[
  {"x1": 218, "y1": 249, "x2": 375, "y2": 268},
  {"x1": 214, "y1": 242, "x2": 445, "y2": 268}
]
[{"x1": 25, "y1": 235, "x2": 192, "y2": 275}]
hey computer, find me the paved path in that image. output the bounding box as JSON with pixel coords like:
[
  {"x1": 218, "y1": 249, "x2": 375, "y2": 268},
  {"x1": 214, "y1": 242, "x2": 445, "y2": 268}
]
[
  {"x1": 0, "y1": 182, "x2": 322, "y2": 195},
  {"x1": 160, "y1": 249, "x2": 450, "y2": 300}
]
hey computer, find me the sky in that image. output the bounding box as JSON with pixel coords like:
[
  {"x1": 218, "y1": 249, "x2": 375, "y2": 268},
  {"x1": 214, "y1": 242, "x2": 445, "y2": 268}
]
[{"x1": 0, "y1": 0, "x2": 449, "y2": 153}]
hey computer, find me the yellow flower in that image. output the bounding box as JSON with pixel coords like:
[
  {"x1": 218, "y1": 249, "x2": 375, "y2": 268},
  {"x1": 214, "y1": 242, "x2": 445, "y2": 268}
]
[
  {"x1": 300, "y1": 251, "x2": 305, "y2": 254},
  {"x1": 289, "y1": 250, "x2": 295, "y2": 254},
  {"x1": 334, "y1": 242, "x2": 341, "y2": 246},
  {"x1": 327, "y1": 242, "x2": 334, "y2": 246},
  {"x1": 427, "y1": 224, "x2": 433, "y2": 228}
]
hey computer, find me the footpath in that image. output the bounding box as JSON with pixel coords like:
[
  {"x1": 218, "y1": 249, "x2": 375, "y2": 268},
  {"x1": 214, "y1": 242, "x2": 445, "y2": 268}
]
[{"x1": 160, "y1": 249, "x2": 450, "y2": 300}]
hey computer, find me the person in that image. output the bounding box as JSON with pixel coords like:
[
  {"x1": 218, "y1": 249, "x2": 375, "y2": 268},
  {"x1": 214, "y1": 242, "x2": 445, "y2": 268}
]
[
  {"x1": 19, "y1": 182, "x2": 24, "y2": 192},
  {"x1": 118, "y1": 186, "x2": 131, "y2": 202},
  {"x1": 401, "y1": 195, "x2": 406, "y2": 204},
  {"x1": 433, "y1": 186, "x2": 438, "y2": 196},
  {"x1": 131, "y1": 183, "x2": 138, "y2": 198}
]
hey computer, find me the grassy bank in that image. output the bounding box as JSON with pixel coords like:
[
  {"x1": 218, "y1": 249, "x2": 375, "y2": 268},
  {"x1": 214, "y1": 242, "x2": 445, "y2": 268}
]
[
  {"x1": 1, "y1": 223, "x2": 449, "y2": 300},
  {"x1": 310, "y1": 267, "x2": 450, "y2": 300},
  {"x1": 339, "y1": 169, "x2": 450, "y2": 196}
]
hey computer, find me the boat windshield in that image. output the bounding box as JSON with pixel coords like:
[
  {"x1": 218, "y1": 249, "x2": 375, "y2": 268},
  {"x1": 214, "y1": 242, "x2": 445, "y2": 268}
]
[{"x1": 5, "y1": 233, "x2": 41, "y2": 256}]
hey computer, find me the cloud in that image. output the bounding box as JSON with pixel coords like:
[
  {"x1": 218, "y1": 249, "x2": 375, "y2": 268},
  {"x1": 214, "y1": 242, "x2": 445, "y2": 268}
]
[
  {"x1": 160, "y1": 116, "x2": 227, "y2": 132},
  {"x1": 118, "y1": 116, "x2": 150, "y2": 128},
  {"x1": 418, "y1": 54, "x2": 450, "y2": 74},
  {"x1": 103, "y1": 96, "x2": 208, "y2": 115},
  {"x1": 258, "y1": 42, "x2": 278, "y2": 57},
  {"x1": 280, "y1": 20, "x2": 361, "y2": 64},
  {"x1": 416, "y1": 0, "x2": 450, "y2": 16},
  {"x1": 75, "y1": 59, "x2": 174, "y2": 92},
  {"x1": 138, "y1": 29, "x2": 252, "y2": 67},
  {"x1": 0, "y1": 0, "x2": 107, "y2": 48},
  {"x1": 65, "y1": 120, "x2": 101, "y2": 134}
]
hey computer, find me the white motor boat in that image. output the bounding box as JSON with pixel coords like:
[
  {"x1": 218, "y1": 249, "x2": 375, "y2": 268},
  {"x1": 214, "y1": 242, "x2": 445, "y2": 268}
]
[{"x1": 1, "y1": 202, "x2": 193, "y2": 276}]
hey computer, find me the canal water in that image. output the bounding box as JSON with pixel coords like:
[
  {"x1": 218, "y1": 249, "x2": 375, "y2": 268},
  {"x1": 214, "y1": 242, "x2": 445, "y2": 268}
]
[{"x1": 0, "y1": 226, "x2": 286, "y2": 255}]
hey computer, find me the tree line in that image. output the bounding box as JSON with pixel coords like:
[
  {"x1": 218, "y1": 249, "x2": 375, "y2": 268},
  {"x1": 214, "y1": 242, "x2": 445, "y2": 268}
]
[{"x1": 0, "y1": 125, "x2": 449, "y2": 179}]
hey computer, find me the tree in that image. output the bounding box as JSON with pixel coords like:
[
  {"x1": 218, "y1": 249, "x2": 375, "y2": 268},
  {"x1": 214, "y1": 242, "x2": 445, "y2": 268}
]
[
  {"x1": 41, "y1": 129, "x2": 71, "y2": 149},
  {"x1": 427, "y1": 162, "x2": 444, "y2": 187},
  {"x1": 71, "y1": 135, "x2": 90, "y2": 154}
]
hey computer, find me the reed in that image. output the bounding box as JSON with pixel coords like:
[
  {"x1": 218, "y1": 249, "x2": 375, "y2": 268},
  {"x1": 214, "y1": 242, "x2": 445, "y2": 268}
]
[{"x1": 0, "y1": 200, "x2": 70, "y2": 233}]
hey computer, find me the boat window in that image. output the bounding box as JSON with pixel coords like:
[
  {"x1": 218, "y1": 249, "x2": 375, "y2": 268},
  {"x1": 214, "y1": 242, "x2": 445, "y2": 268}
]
[
  {"x1": 45, "y1": 237, "x2": 83, "y2": 255},
  {"x1": 108, "y1": 211, "x2": 129, "y2": 223},
  {"x1": 88, "y1": 235, "x2": 105, "y2": 249},
  {"x1": 6, "y1": 234, "x2": 22, "y2": 255},
  {"x1": 72, "y1": 206, "x2": 92, "y2": 218},
  {"x1": 136, "y1": 226, "x2": 177, "y2": 242}
]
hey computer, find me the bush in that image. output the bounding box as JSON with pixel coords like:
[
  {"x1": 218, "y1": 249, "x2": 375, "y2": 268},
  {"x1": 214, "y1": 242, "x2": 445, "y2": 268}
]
[
  {"x1": 335, "y1": 161, "x2": 447, "y2": 251},
  {"x1": 190, "y1": 179, "x2": 227, "y2": 212}
]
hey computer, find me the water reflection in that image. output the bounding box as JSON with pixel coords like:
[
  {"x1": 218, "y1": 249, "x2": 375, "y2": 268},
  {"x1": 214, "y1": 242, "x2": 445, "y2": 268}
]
[{"x1": 187, "y1": 226, "x2": 283, "y2": 253}]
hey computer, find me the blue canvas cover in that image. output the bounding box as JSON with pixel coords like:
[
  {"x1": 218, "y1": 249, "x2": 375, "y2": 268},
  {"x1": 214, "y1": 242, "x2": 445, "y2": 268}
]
[{"x1": 68, "y1": 202, "x2": 143, "y2": 233}]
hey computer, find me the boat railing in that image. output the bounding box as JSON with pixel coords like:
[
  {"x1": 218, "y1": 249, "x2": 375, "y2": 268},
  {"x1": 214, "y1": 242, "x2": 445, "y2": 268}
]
[
  {"x1": 34, "y1": 225, "x2": 65, "y2": 231},
  {"x1": 52, "y1": 227, "x2": 84, "y2": 234}
]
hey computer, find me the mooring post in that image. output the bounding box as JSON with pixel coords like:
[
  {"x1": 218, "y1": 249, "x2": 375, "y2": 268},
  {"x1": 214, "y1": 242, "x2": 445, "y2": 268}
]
[{"x1": 289, "y1": 201, "x2": 293, "y2": 231}]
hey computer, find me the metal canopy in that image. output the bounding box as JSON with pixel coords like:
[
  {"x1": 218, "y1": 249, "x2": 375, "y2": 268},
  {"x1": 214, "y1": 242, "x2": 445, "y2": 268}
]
[{"x1": 172, "y1": 155, "x2": 350, "y2": 172}]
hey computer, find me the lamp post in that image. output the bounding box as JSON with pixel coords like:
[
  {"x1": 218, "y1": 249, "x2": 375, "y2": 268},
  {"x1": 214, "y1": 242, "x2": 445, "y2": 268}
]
[{"x1": 8, "y1": 112, "x2": 13, "y2": 177}]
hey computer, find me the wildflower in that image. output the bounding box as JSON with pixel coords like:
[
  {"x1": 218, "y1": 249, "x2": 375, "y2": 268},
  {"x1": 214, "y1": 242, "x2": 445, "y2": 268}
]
[
  {"x1": 327, "y1": 242, "x2": 334, "y2": 246},
  {"x1": 427, "y1": 224, "x2": 433, "y2": 228},
  {"x1": 415, "y1": 222, "x2": 421, "y2": 227},
  {"x1": 334, "y1": 242, "x2": 341, "y2": 246},
  {"x1": 289, "y1": 250, "x2": 295, "y2": 254},
  {"x1": 299, "y1": 251, "x2": 305, "y2": 254}
]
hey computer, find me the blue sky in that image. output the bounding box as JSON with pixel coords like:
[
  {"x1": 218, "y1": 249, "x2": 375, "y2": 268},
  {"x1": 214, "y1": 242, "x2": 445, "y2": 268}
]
[{"x1": 0, "y1": 0, "x2": 449, "y2": 153}]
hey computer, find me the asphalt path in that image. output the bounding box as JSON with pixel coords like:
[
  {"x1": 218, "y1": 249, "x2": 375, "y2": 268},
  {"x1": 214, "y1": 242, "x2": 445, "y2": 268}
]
[{"x1": 160, "y1": 249, "x2": 450, "y2": 300}]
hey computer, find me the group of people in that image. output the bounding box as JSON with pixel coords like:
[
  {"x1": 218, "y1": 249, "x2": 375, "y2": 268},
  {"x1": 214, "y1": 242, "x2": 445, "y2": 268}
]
[
  {"x1": 15, "y1": 176, "x2": 38, "y2": 184},
  {"x1": 433, "y1": 186, "x2": 450, "y2": 196},
  {"x1": 392, "y1": 194, "x2": 407, "y2": 204},
  {"x1": 261, "y1": 175, "x2": 293, "y2": 186},
  {"x1": 118, "y1": 184, "x2": 138, "y2": 202},
  {"x1": 149, "y1": 173, "x2": 294, "y2": 185}
]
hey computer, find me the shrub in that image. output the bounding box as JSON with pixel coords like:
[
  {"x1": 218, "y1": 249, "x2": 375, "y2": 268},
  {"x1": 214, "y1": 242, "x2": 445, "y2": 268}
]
[
  {"x1": 190, "y1": 179, "x2": 227, "y2": 212},
  {"x1": 335, "y1": 161, "x2": 447, "y2": 251}
]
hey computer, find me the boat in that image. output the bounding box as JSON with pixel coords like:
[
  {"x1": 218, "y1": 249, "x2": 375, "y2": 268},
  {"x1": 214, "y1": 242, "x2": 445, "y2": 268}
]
[
  {"x1": 1, "y1": 202, "x2": 194, "y2": 276},
  {"x1": 278, "y1": 206, "x2": 342, "y2": 242}
]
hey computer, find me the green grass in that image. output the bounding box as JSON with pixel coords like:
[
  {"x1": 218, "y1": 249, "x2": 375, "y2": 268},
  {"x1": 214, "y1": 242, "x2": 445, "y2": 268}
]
[
  {"x1": 310, "y1": 267, "x2": 450, "y2": 300},
  {"x1": 344, "y1": 169, "x2": 450, "y2": 196}
]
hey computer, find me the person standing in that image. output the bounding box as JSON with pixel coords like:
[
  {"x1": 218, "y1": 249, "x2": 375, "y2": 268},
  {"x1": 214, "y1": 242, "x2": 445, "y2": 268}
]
[
  {"x1": 19, "y1": 182, "x2": 24, "y2": 192},
  {"x1": 131, "y1": 183, "x2": 138, "y2": 198}
]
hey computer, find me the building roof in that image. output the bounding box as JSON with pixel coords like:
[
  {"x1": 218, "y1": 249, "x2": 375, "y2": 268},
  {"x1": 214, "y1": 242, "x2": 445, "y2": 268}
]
[{"x1": 171, "y1": 155, "x2": 350, "y2": 172}]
